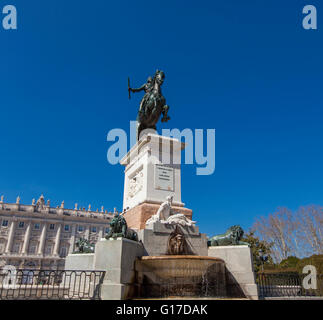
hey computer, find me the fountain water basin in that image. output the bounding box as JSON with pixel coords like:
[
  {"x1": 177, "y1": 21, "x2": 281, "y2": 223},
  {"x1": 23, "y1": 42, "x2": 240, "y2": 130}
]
[
  {"x1": 137, "y1": 255, "x2": 224, "y2": 279},
  {"x1": 135, "y1": 255, "x2": 227, "y2": 298}
]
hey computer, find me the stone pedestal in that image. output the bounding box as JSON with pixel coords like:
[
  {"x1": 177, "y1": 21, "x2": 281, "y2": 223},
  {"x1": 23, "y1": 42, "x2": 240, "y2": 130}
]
[
  {"x1": 64, "y1": 253, "x2": 97, "y2": 299},
  {"x1": 65, "y1": 253, "x2": 94, "y2": 271},
  {"x1": 120, "y1": 134, "x2": 194, "y2": 231},
  {"x1": 94, "y1": 238, "x2": 145, "y2": 300},
  {"x1": 64, "y1": 238, "x2": 145, "y2": 300},
  {"x1": 120, "y1": 133, "x2": 193, "y2": 230},
  {"x1": 208, "y1": 245, "x2": 259, "y2": 300},
  {"x1": 138, "y1": 221, "x2": 208, "y2": 256},
  {"x1": 120, "y1": 134, "x2": 185, "y2": 210},
  {"x1": 124, "y1": 202, "x2": 192, "y2": 230}
]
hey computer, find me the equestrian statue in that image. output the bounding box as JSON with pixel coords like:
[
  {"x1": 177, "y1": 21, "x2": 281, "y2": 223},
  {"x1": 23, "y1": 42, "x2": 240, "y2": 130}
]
[{"x1": 128, "y1": 70, "x2": 170, "y2": 140}]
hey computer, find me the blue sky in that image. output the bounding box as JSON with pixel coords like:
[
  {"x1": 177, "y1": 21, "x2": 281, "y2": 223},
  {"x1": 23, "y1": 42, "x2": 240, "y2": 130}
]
[{"x1": 0, "y1": 0, "x2": 322, "y2": 236}]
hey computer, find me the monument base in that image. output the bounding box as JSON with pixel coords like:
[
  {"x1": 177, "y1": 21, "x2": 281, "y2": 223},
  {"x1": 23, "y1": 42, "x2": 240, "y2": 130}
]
[
  {"x1": 100, "y1": 283, "x2": 134, "y2": 301},
  {"x1": 124, "y1": 202, "x2": 192, "y2": 230},
  {"x1": 94, "y1": 238, "x2": 144, "y2": 299},
  {"x1": 65, "y1": 253, "x2": 95, "y2": 271},
  {"x1": 65, "y1": 238, "x2": 145, "y2": 300},
  {"x1": 208, "y1": 245, "x2": 259, "y2": 300},
  {"x1": 138, "y1": 221, "x2": 208, "y2": 256}
]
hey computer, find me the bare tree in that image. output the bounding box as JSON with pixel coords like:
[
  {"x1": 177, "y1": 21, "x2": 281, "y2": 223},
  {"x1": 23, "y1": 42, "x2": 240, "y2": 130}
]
[
  {"x1": 295, "y1": 205, "x2": 323, "y2": 256},
  {"x1": 253, "y1": 205, "x2": 323, "y2": 263},
  {"x1": 254, "y1": 208, "x2": 298, "y2": 262}
]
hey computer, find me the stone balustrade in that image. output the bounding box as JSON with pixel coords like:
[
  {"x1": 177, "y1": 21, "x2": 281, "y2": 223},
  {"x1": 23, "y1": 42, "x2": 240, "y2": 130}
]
[{"x1": 0, "y1": 196, "x2": 113, "y2": 220}]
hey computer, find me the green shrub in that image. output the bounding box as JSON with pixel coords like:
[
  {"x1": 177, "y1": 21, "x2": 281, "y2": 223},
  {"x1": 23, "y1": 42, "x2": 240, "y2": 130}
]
[
  {"x1": 296, "y1": 255, "x2": 323, "y2": 274},
  {"x1": 279, "y1": 256, "x2": 300, "y2": 269}
]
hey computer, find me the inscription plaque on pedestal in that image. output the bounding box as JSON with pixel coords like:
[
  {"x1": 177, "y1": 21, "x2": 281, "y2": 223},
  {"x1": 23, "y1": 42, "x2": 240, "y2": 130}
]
[{"x1": 154, "y1": 164, "x2": 174, "y2": 191}]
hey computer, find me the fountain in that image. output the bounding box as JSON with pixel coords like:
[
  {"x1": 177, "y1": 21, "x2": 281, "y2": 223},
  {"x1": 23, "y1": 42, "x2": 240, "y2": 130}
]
[
  {"x1": 65, "y1": 70, "x2": 259, "y2": 299},
  {"x1": 65, "y1": 133, "x2": 258, "y2": 299},
  {"x1": 135, "y1": 255, "x2": 226, "y2": 298}
]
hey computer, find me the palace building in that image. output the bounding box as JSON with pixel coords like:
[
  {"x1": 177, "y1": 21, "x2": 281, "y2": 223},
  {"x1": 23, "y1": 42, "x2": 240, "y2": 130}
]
[{"x1": 0, "y1": 195, "x2": 112, "y2": 270}]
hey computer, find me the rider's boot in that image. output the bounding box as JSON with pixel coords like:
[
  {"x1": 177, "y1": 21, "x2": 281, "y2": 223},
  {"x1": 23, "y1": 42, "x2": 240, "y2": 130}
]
[{"x1": 161, "y1": 105, "x2": 170, "y2": 122}]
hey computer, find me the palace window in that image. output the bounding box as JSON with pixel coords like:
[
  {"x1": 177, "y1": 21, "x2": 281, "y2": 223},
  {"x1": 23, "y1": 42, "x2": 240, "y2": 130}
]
[
  {"x1": 64, "y1": 225, "x2": 70, "y2": 232},
  {"x1": 0, "y1": 239, "x2": 5, "y2": 253},
  {"x1": 34, "y1": 223, "x2": 40, "y2": 230},
  {"x1": 45, "y1": 245, "x2": 52, "y2": 255},
  {"x1": 105, "y1": 228, "x2": 109, "y2": 234},
  {"x1": 49, "y1": 224, "x2": 55, "y2": 230},
  {"x1": 91, "y1": 226, "x2": 97, "y2": 233},
  {"x1": 78, "y1": 225, "x2": 84, "y2": 232},
  {"x1": 18, "y1": 221, "x2": 24, "y2": 228},
  {"x1": 60, "y1": 247, "x2": 67, "y2": 257},
  {"x1": 12, "y1": 242, "x2": 21, "y2": 254},
  {"x1": 2, "y1": 220, "x2": 8, "y2": 227},
  {"x1": 28, "y1": 242, "x2": 37, "y2": 254}
]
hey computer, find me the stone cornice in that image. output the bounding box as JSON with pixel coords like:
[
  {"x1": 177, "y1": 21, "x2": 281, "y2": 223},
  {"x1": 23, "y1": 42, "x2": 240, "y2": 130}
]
[{"x1": 0, "y1": 208, "x2": 111, "y2": 225}]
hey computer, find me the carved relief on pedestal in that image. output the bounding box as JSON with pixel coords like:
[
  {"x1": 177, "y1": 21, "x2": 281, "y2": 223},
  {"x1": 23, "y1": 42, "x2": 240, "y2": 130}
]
[
  {"x1": 127, "y1": 170, "x2": 144, "y2": 199},
  {"x1": 167, "y1": 226, "x2": 192, "y2": 255}
]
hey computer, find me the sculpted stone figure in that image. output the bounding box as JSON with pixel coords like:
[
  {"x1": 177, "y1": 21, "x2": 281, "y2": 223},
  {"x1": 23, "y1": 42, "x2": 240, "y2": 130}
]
[
  {"x1": 36, "y1": 194, "x2": 45, "y2": 210},
  {"x1": 167, "y1": 226, "x2": 191, "y2": 255},
  {"x1": 207, "y1": 225, "x2": 249, "y2": 247},
  {"x1": 128, "y1": 70, "x2": 170, "y2": 140},
  {"x1": 146, "y1": 195, "x2": 196, "y2": 227},
  {"x1": 151, "y1": 195, "x2": 173, "y2": 222},
  {"x1": 105, "y1": 214, "x2": 138, "y2": 242},
  {"x1": 168, "y1": 232, "x2": 184, "y2": 255}
]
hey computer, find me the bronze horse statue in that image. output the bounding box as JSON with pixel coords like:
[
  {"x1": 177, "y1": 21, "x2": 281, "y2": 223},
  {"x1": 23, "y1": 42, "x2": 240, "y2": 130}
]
[{"x1": 129, "y1": 70, "x2": 170, "y2": 140}]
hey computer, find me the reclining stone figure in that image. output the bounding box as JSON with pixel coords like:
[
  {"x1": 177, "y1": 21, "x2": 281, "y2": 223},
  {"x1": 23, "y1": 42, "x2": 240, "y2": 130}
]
[{"x1": 146, "y1": 195, "x2": 196, "y2": 227}]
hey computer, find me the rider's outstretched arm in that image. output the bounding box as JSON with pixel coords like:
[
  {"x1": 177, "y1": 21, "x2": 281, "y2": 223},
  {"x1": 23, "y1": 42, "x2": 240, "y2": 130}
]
[{"x1": 130, "y1": 84, "x2": 146, "y2": 93}]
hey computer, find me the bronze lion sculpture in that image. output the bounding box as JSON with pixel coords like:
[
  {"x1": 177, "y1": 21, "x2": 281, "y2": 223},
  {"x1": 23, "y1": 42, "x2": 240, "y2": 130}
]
[
  {"x1": 105, "y1": 214, "x2": 138, "y2": 242},
  {"x1": 74, "y1": 238, "x2": 95, "y2": 253},
  {"x1": 207, "y1": 225, "x2": 249, "y2": 247}
]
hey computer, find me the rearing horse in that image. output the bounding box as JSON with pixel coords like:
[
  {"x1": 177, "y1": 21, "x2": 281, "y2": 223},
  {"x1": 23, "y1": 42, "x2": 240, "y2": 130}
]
[{"x1": 129, "y1": 70, "x2": 170, "y2": 140}]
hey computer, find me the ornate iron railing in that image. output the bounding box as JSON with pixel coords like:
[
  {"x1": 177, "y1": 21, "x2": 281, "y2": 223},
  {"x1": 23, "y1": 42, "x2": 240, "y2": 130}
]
[
  {"x1": 257, "y1": 273, "x2": 323, "y2": 299},
  {"x1": 0, "y1": 269, "x2": 105, "y2": 300}
]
